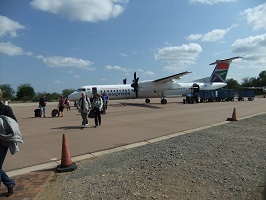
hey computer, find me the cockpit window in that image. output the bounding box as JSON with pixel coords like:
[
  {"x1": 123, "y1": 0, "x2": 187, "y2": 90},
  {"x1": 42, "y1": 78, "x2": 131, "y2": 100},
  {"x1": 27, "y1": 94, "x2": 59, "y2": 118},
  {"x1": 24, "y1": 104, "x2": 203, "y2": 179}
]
[{"x1": 76, "y1": 88, "x2": 86, "y2": 92}]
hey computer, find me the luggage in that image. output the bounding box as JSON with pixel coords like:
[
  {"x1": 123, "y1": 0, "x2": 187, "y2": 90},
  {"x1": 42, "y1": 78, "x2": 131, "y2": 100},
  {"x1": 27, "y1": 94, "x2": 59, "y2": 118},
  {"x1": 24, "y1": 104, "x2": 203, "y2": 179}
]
[
  {"x1": 51, "y1": 109, "x2": 59, "y2": 117},
  {"x1": 34, "y1": 109, "x2": 41, "y2": 117},
  {"x1": 88, "y1": 109, "x2": 95, "y2": 118}
]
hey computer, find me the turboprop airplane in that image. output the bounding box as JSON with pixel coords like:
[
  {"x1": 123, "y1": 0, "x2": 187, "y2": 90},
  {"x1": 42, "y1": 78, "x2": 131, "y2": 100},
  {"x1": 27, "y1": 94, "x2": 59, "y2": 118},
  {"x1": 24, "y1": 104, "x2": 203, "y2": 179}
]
[{"x1": 68, "y1": 56, "x2": 241, "y2": 104}]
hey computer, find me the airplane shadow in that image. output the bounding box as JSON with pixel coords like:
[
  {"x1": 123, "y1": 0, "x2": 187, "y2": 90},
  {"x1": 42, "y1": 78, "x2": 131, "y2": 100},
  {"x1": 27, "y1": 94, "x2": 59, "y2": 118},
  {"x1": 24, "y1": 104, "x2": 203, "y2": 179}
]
[
  {"x1": 51, "y1": 125, "x2": 98, "y2": 130},
  {"x1": 119, "y1": 101, "x2": 184, "y2": 108},
  {"x1": 22, "y1": 116, "x2": 62, "y2": 119},
  {"x1": 51, "y1": 126, "x2": 84, "y2": 130},
  {"x1": 119, "y1": 102, "x2": 163, "y2": 109}
]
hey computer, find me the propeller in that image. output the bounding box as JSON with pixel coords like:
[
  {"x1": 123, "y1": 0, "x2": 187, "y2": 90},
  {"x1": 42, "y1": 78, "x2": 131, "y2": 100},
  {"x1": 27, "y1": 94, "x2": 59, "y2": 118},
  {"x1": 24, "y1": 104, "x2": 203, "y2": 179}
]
[{"x1": 131, "y1": 72, "x2": 139, "y2": 98}]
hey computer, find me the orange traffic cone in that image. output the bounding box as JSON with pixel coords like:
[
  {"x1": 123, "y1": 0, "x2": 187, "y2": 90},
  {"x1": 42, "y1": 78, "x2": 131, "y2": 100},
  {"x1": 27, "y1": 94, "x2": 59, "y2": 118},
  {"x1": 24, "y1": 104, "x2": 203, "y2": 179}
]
[
  {"x1": 226, "y1": 108, "x2": 238, "y2": 121},
  {"x1": 56, "y1": 134, "x2": 77, "y2": 173}
]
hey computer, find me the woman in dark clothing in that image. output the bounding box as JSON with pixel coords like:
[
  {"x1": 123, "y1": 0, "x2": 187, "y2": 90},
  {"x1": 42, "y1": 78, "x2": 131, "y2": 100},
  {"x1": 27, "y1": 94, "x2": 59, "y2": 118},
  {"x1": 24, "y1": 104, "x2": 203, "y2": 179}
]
[
  {"x1": 58, "y1": 96, "x2": 65, "y2": 117},
  {"x1": 0, "y1": 89, "x2": 17, "y2": 197},
  {"x1": 91, "y1": 93, "x2": 103, "y2": 128}
]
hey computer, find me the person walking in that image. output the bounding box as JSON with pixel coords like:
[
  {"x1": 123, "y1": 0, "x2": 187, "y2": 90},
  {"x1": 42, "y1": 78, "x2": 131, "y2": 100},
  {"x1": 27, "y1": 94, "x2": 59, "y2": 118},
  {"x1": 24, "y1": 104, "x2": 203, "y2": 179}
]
[
  {"x1": 77, "y1": 93, "x2": 91, "y2": 128},
  {"x1": 92, "y1": 93, "x2": 103, "y2": 128},
  {"x1": 0, "y1": 89, "x2": 23, "y2": 197},
  {"x1": 101, "y1": 93, "x2": 108, "y2": 114},
  {"x1": 65, "y1": 97, "x2": 71, "y2": 111},
  {"x1": 58, "y1": 96, "x2": 65, "y2": 117},
  {"x1": 39, "y1": 94, "x2": 47, "y2": 117}
]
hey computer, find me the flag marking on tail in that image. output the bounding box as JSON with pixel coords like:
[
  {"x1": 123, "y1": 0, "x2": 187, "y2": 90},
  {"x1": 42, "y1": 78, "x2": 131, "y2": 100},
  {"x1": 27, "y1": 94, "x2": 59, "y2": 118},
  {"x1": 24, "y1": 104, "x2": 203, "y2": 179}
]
[{"x1": 211, "y1": 62, "x2": 229, "y2": 82}]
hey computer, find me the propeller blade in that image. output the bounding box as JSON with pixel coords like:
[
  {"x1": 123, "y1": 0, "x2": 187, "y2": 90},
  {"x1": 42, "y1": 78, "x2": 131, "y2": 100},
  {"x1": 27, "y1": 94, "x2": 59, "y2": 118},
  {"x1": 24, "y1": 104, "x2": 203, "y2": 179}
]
[{"x1": 131, "y1": 72, "x2": 139, "y2": 98}]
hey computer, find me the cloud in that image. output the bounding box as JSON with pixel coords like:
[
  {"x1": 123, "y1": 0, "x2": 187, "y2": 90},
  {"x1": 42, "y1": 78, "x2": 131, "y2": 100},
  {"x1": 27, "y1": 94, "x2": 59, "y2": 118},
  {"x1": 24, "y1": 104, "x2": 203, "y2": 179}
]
[
  {"x1": 0, "y1": 42, "x2": 32, "y2": 56},
  {"x1": 120, "y1": 53, "x2": 129, "y2": 57},
  {"x1": 105, "y1": 65, "x2": 131, "y2": 73},
  {"x1": 154, "y1": 43, "x2": 202, "y2": 72},
  {"x1": 0, "y1": 15, "x2": 25, "y2": 38},
  {"x1": 0, "y1": 42, "x2": 94, "y2": 71},
  {"x1": 36, "y1": 55, "x2": 95, "y2": 70},
  {"x1": 53, "y1": 80, "x2": 63, "y2": 84},
  {"x1": 142, "y1": 71, "x2": 155, "y2": 78},
  {"x1": 186, "y1": 34, "x2": 203, "y2": 41},
  {"x1": 241, "y1": 3, "x2": 266, "y2": 31},
  {"x1": 186, "y1": 24, "x2": 238, "y2": 42},
  {"x1": 30, "y1": 0, "x2": 129, "y2": 23},
  {"x1": 73, "y1": 75, "x2": 80, "y2": 79},
  {"x1": 189, "y1": 0, "x2": 236, "y2": 5},
  {"x1": 231, "y1": 33, "x2": 266, "y2": 69}
]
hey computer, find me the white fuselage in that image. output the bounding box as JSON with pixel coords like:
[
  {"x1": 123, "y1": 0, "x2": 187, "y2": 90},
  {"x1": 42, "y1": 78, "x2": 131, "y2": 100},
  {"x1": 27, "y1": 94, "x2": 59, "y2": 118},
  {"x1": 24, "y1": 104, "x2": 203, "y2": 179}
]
[{"x1": 68, "y1": 81, "x2": 227, "y2": 102}]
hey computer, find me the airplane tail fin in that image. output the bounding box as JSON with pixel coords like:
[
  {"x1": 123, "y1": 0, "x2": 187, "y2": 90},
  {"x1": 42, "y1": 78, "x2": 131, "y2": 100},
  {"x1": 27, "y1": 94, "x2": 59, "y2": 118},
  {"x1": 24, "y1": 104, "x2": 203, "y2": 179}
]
[
  {"x1": 209, "y1": 56, "x2": 241, "y2": 83},
  {"x1": 123, "y1": 78, "x2": 127, "y2": 84}
]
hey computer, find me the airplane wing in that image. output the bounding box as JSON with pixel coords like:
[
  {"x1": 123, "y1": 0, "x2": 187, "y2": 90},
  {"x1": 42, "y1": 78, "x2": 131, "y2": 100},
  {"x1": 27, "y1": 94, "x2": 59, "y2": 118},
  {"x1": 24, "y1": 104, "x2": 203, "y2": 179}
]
[
  {"x1": 241, "y1": 86, "x2": 266, "y2": 92},
  {"x1": 153, "y1": 71, "x2": 192, "y2": 83}
]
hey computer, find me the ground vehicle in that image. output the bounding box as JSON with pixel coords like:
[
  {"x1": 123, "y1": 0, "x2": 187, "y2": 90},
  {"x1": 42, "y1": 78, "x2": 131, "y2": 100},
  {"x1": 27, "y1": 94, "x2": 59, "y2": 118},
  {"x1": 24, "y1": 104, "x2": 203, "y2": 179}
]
[
  {"x1": 199, "y1": 90, "x2": 216, "y2": 102},
  {"x1": 238, "y1": 90, "x2": 255, "y2": 101},
  {"x1": 183, "y1": 84, "x2": 200, "y2": 104},
  {"x1": 216, "y1": 89, "x2": 235, "y2": 101}
]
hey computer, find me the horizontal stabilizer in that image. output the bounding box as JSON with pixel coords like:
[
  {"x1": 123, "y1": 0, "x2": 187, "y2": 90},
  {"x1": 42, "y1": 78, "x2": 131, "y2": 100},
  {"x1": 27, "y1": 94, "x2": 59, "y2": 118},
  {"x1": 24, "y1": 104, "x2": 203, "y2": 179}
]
[
  {"x1": 241, "y1": 86, "x2": 266, "y2": 91},
  {"x1": 209, "y1": 56, "x2": 242, "y2": 65}
]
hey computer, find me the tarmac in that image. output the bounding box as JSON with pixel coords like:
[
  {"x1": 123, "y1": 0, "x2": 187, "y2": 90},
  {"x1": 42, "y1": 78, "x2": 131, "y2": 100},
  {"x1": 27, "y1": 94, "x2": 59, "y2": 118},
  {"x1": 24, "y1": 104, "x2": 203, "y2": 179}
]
[{"x1": 1, "y1": 97, "x2": 265, "y2": 199}]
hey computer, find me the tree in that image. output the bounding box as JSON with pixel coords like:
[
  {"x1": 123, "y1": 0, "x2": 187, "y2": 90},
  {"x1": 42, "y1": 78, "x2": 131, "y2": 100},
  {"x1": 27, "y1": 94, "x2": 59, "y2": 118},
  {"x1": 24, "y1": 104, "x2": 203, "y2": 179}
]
[
  {"x1": 0, "y1": 84, "x2": 15, "y2": 100},
  {"x1": 62, "y1": 89, "x2": 75, "y2": 98},
  {"x1": 258, "y1": 70, "x2": 266, "y2": 80},
  {"x1": 258, "y1": 70, "x2": 266, "y2": 86},
  {"x1": 241, "y1": 70, "x2": 266, "y2": 87},
  {"x1": 32, "y1": 92, "x2": 61, "y2": 102},
  {"x1": 16, "y1": 84, "x2": 35, "y2": 102},
  {"x1": 241, "y1": 77, "x2": 254, "y2": 87},
  {"x1": 46, "y1": 92, "x2": 61, "y2": 101},
  {"x1": 225, "y1": 78, "x2": 240, "y2": 90}
]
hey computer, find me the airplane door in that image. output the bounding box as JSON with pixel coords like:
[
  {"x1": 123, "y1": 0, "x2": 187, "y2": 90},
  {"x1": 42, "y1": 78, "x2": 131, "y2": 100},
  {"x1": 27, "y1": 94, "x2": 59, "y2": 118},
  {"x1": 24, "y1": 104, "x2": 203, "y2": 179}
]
[{"x1": 92, "y1": 87, "x2": 97, "y2": 95}]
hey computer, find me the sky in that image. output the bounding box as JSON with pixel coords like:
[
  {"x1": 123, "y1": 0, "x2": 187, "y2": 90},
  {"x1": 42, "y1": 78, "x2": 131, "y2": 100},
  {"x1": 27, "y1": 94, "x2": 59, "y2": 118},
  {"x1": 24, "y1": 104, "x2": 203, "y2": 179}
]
[{"x1": 0, "y1": 0, "x2": 265, "y2": 93}]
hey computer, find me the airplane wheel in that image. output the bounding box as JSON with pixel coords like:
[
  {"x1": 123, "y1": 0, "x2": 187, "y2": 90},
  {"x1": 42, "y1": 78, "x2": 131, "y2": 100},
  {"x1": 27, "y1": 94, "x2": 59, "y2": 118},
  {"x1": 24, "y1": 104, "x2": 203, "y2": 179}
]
[
  {"x1": 161, "y1": 99, "x2": 167, "y2": 104},
  {"x1": 145, "y1": 99, "x2": 150, "y2": 103}
]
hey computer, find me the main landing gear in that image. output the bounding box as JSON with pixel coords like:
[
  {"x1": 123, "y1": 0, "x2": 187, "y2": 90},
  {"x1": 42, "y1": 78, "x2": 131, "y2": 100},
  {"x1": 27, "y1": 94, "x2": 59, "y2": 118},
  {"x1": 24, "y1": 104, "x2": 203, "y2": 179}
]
[
  {"x1": 161, "y1": 98, "x2": 167, "y2": 104},
  {"x1": 145, "y1": 98, "x2": 167, "y2": 104}
]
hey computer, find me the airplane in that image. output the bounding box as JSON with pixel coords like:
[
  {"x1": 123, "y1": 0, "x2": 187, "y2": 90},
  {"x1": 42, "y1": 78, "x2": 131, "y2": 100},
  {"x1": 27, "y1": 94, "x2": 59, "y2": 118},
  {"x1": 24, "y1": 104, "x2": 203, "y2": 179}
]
[{"x1": 67, "y1": 56, "x2": 241, "y2": 104}]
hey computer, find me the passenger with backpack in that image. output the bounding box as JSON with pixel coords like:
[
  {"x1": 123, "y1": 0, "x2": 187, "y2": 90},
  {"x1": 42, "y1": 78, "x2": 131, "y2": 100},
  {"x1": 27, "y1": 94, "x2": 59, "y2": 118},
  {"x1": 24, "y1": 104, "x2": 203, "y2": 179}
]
[{"x1": 77, "y1": 93, "x2": 91, "y2": 128}]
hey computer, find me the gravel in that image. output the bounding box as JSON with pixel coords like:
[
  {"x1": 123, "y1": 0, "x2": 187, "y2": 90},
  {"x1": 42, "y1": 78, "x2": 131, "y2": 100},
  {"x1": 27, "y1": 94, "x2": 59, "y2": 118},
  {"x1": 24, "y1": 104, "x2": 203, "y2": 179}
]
[{"x1": 35, "y1": 114, "x2": 266, "y2": 200}]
